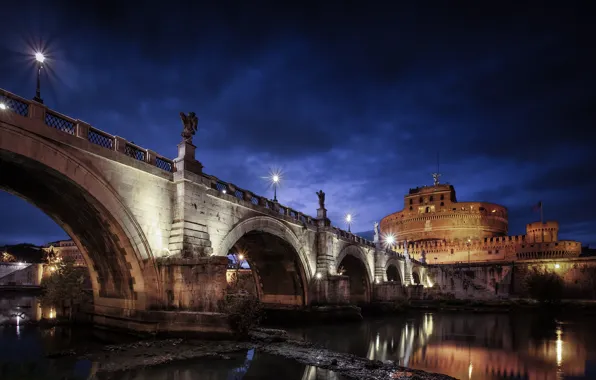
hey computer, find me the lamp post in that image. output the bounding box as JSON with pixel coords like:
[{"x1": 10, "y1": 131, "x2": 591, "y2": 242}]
[
  {"x1": 33, "y1": 52, "x2": 45, "y2": 104},
  {"x1": 272, "y1": 174, "x2": 279, "y2": 201},
  {"x1": 345, "y1": 213, "x2": 353, "y2": 232}
]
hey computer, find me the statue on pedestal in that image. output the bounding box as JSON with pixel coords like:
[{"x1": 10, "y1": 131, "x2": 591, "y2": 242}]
[
  {"x1": 316, "y1": 190, "x2": 325, "y2": 209},
  {"x1": 180, "y1": 112, "x2": 199, "y2": 143},
  {"x1": 373, "y1": 222, "x2": 380, "y2": 242}
]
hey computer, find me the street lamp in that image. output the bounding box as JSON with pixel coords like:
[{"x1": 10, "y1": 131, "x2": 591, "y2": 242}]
[
  {"x1": 0, "y1": 103, "x2": 7, "y2": 111},
  {"x1": 34, "y1": 51, "x2": 45, "y2": 104},
  {"x1": 345, "y1": 213, "x2": 353, "y2": 232},
  {"x1": 267, "y1": 170, "x2": 282, "y2": 202},
  {"x1": 383, "y1": 233, "x2": 396, "y2": 249}
]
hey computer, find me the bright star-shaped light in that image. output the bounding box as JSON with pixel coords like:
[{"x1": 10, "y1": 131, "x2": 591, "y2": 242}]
[
  {"x1": 264, "y1": 168, "x2": 283, "y2": 187},
  {"x1": 238, "y1": 253, "x2": 244, "y2": 261},
  {"x1": 35, "y1": 52, "x2": 45, "y2": 63},
  {"x1": 0, "y1": 103, "x2": 6, "y2": 110},
  {"x1": 345, "y1": 214, "x2": 352, "y2": 223},
  {"x1": 382, "y1": 233, "x2": 396, "y2": 249}
]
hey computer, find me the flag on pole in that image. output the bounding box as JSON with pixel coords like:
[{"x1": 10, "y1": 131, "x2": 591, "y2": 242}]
[{"x1": 532, "y1": 201, "x2": 542, "y2": 212}]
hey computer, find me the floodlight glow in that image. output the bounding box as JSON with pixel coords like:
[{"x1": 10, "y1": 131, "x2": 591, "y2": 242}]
[
  {"x1": 238, "y1": 253, "x2": 244, "y2": 261},
  {"x1": 315, "y1": 272, "x2": 322, "y2": 279},
  {"x1": 272, "y1": 174, "x2": 279, "y2": 183},
  {"x1": 345, "y1": 214, "x2": 352, "y2": 223},
  {"x1": 555, "y1": 263, "x2": 560, "y2": 269},
  {"x1": 35, "y1": 52, "x2": 45, "y2": 63},
  {"x1": 0, "y1": 103, "x2": 6, "y2": 110}
]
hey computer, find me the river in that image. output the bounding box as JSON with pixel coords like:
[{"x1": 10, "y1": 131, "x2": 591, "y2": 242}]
[{"x1": 1, "y1": 293, "x2": 596, "y2": 379}]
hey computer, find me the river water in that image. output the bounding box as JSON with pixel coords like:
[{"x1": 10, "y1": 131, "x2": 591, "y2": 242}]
[{"x1": 1, "y1": 293, "x2": 596, "y2": 380}]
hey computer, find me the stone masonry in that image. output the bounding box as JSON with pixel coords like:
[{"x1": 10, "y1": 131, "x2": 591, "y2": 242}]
[{"x1": 0, "y1": 88, "x2": 427, "y2": 335}]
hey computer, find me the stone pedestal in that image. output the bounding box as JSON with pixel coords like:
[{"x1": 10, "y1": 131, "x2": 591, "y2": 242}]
[
  {"x1": 316, "y1": 208, "x2": 330, "y2": 227},
  {"x1": 168, "y1": 140, "x2": 213, "y2": 258},
  {"x1": 310, "y1": 275, "x2": 350, "y2": 305},
  {"x1": 174, "y1": 141, "x2": 203, "y2": 173}
]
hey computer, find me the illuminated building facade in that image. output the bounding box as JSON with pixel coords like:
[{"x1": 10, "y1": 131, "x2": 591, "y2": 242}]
[
  {"x1": 380, "y1": 180, "x2": 582, "y2": 264},
  {"x1": 43, "y1": 240, "x2": 86, "y2": 267}
]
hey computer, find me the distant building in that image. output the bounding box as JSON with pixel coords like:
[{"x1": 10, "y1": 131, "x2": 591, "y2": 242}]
[
  {"x1": 380, "y1": 179, "x2": 582, "y2": 264},
  {"x1": 43, "y1": 240, "x2": 86, "y2": 267}
]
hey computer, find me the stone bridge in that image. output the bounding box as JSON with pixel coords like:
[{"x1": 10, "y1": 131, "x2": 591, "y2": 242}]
[{"x1": 0, "y1": 88, "x2": 430, "y2": 334}]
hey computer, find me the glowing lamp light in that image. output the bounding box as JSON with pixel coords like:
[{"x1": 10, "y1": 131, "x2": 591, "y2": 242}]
[
  {"x1": 555, "y1": 263, "x2": 560, "y2": 269},
  {"x1": 0, "y1": 103, "x2": 6, "y2": 110},
  {"x1": 345, "y1": 214, "x2": 352, "y2": 223},
  {"x1": 267, "y1": 169, "x2": 283, "y2": 202},
  {"x1": 315, "y1": 272, "x2": 322, "y2": 279},
  {"x1": 238, "y1": 253, "x2": 244, "y2": 261},
  {"x1": 385, "y1": 234, "x2": 395, "y2": 245},
  {"x1": 35, "y1": 52, "x2": 45, "y2": 63}
]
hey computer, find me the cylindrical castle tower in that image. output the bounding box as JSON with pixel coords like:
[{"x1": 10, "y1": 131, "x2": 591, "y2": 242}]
[
  {"x1": 380, "y1": 183, "x2": 508, "y2": 243},
  {"x1": 526, "y1": 221, "x2": 559, "y2": 243}
]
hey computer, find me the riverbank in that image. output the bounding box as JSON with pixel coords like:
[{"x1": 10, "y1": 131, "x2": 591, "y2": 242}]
[{"x1": 45, "y1": 328, "x2": 455, "y2": 380}]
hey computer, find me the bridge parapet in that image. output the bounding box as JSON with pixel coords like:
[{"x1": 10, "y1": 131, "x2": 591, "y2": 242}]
[
  {"x1": 0, "y1": 88, "x2": 175, "y2": 173},
  {"x1": 204, "y1": 174, "x2": 319, "y2": 228}
]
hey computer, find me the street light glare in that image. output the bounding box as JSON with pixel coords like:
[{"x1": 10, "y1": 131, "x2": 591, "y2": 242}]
[
  {"x1": 345, "y1": 214, "x2": 352, "y2": 223},
  {"x1": 0, "y1": 103, "x2": 6, "y2": 110},
  {"x1": 35, "y1": 52, "x2": 45, "y2": 63},
  {"x1": 385, "y1": 234, "x2": 395, "y2": 245},
  {"x1": 272, "y1": 174, "x2": 279, "y2": 183},
  {"x1": 238, "y1": 253, "x2": 244, "y2": 261}
]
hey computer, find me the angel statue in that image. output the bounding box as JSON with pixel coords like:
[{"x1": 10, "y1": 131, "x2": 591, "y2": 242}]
[
  {"x1": 373, "y1": 222, "x2": 380, "y2": 242},
  {"x1": 316, "y1": 190, "x2": 325, "y2": 209},
  {"x1": 180, "y1": 112, "x2": 199, "y2": 143}
]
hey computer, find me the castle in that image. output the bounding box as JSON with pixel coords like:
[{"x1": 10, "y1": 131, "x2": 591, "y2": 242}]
[{"x1": 379, "y1": 176, "x2": 582, "y2": 264}]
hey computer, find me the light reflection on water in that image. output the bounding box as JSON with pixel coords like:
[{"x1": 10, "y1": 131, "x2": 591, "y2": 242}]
[
  {"x1": 2, "y1": 293, "x2": 596, "y2": 379},
  {"x1": 286, "y1": 311, "x2": 596, "y2": 380}
]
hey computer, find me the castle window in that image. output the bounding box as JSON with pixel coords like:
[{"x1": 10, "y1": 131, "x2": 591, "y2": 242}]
[
  {"x1": 429, "y1": 195, "x2": 434, "y2": 201},
  {"x1": 419, "y1": 197, "x2": 423, "y2": 203},
  {"x1": 440, "y1": 194, "x2": 444, "y2": 200},
  {"x1": 409, "y1": 199, "x2": 413, "y2": 205},
  {"x1": 409, "y1": 206, "x2": 413, "y2": 211},
  {"x1": 425, "y1": 207, "x2": 430, "y2": 213},
  {"x1": 450, "y1": 249, "x2": 454, "y2": 255},
  {"x1": 440, "y1": 202, "x2": 444, "y2": 206}
]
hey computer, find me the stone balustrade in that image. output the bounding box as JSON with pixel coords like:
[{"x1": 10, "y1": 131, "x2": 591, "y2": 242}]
[
  {"x1": 0, "y1": 88, "x2": 174, "y2": 172},
  {"x1": 1, "y1": 87, "x2": 379, "y2": 249}
]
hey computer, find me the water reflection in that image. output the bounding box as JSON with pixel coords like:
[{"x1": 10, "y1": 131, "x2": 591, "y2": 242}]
[
  {"x1": 287, "y1": 312, "x2": 596, "y2": 380},
  {"x1": 0, "y1": 292, "x2": 55, "y2": 326},
  {"x1": 3, "y1": 294, "x2": 596, "y2": 379}
]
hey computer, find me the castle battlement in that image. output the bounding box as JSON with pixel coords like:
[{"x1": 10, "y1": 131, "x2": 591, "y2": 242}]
[{"x1": 381, "y1": 181, "x2": 582, "y2": 264}]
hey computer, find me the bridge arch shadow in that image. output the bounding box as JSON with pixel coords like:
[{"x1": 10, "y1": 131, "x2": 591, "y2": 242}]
[
  {"x1": 218, "y1": 216, "x2": 313, "y2": 307},
  {"x1": 336, "y1": 245, "x2": 372, "y2": 304},
  {"x1": 0, "y1": 124, "x2": 157, "y2": 310}
]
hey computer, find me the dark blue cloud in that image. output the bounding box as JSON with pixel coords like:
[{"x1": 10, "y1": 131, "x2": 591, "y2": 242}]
[{"x1": 0, "y1": 1, "x2": 594, "y2": 246}]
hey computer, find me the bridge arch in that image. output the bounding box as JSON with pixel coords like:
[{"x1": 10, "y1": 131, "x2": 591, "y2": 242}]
[
  {"x1": 336, "y1": 244, "x2": 373, "y2": 304},
  {"x1": 217, "y1": 216, "x2": 313, "y2": 306},
  {"x1": 384, "y1": 257, "x2": 404, "y2": 284},
  {"x1": 0, "y1": 122, "x2": 157, "y2": 310}
]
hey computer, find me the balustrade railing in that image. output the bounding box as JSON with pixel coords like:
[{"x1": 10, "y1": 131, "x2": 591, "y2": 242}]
[
  {"x1": 0, "y1": 88, "x2": 175, "y2": 173},
  {"x1": 1, "y1": 88, "x2": 378, "y2": 248}
]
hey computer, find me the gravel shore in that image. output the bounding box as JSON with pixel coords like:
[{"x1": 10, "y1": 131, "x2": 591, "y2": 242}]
[{"x1": 47, "y1": 328, "x2": 456, "y2": 380}]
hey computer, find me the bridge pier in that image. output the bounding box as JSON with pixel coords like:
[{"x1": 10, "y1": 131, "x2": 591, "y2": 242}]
[{"x1": 310, "y1": 274, "x2": 351, "y2": 305}]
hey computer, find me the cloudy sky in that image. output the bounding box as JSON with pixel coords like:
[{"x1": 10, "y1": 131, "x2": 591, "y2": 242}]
[{"x1": 0, "y1": 1, "x2": 594, "y2": 246}]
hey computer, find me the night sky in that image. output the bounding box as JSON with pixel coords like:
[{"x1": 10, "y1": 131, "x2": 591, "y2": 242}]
[{"x1": 0, "y1": 2, "x2": 594, "y2": 247}]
